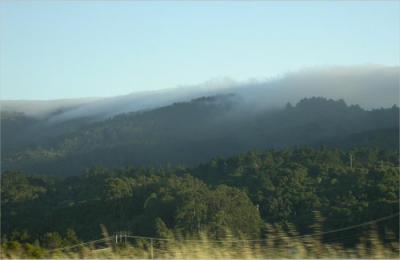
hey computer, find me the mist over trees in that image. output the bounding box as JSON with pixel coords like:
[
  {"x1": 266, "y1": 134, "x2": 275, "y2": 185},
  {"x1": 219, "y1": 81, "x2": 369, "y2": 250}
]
[
  {"x1": 2, "y1": 96, "x2": 398, "y2": 176},
  {"x1": 2, "y1": 65, "x2": 398, "y2": 121}
]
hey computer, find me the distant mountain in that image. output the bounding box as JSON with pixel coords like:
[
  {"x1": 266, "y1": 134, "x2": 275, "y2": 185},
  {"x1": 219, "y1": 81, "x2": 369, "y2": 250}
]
[
  {"x1": 2, "y1": 96, "x2": 398, "y2": 176},
  {"x1": 2, "y1": 65, "x2": 399, "y2": 122},
  {"x1": 1, "y1": 98, "x2": 99, "y2": 118}
]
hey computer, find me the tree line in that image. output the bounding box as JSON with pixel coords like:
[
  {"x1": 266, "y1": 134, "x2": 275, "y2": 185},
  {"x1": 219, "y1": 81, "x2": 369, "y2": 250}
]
[
  {"x1": 2, "y1": 147, "x2": 399, "y2": 250},
  {"x1": 2, "y1": 97, "x2": 399, "y2": 176}
]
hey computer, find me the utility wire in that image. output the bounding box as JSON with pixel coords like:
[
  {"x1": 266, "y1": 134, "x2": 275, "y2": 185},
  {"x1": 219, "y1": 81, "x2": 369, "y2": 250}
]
[
  {"x1": 49, "y1": 237, "x2": 112, "y2": 252},
  {"x1": 296, "y1": 212, "x2": 399, "y2": 238},
  {"x1": 128, "y1": 213, "x2": 399, "y2": 243},
  {"x1": 49, "y1": 212, "x2": 399, "y2": 250}
]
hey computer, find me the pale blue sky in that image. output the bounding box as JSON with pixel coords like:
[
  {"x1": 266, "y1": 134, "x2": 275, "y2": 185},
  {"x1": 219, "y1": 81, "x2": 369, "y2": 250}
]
[{"x1": 1, "y1": 1, "x2": 399, "y2": 100}]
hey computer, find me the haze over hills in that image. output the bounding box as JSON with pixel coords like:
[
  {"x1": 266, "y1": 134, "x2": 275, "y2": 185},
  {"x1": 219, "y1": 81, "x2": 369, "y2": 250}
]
[
  {"x1": 2, "y1": 65, "x2": 399, "y2": 122},
  {"x1": 2, "y1": 95, "x2": 398, "y2": 176},
  {"x1": 1, "y1": 65, "x2": 399, "y2": 176}
]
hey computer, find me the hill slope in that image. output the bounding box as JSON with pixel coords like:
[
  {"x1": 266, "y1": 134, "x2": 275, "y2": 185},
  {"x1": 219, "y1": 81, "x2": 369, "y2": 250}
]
[{"x1": 2, "y1": 96, "x2": 399, "y2": 176}]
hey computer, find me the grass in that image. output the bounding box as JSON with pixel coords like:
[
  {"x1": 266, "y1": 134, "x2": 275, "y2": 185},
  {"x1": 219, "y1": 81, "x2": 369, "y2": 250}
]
[{"x1": 2, "y1": 228, "x2": 399, "y2": 259}]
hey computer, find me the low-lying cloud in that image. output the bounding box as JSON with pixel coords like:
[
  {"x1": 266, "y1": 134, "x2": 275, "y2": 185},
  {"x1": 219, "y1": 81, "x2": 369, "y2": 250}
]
[{"x1": 2, "y1": 65, "x2": 399, "y2": 122}]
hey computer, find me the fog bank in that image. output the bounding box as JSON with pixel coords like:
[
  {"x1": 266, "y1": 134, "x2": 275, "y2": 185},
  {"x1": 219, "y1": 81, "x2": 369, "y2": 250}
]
[{"x1": 2, "y1": 65, "x2": 398, "y2": 122}]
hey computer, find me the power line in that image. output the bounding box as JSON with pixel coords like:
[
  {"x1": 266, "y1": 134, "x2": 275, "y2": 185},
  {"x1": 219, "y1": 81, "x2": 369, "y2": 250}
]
[
  {"x1": 48, "y1": 237, "x2": 112, "y2": 252},
  {"x1": 128, "y1": 213, "x2": 399, "y2": 243},
  {"x1": 298, "y1": 212, "x2": 399, "y2": 238},
  {"x1": 48, "y1": 212, "x2": 399, "y2": 251}
]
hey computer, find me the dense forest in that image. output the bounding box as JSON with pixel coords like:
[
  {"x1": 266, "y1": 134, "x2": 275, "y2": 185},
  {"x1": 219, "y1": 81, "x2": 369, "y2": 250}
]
[
  {"x1": 2, "y1": 147, "x2": 399, "y2": 250},
  {"x1": 2, "y1": 96, "x2": 399, "y2": 176},
  {"x1": 2, "y1": 95, "x2": 399, "y2": 256}
]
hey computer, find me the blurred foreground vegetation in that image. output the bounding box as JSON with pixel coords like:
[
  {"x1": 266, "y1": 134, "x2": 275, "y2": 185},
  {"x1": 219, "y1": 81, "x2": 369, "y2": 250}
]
[{"x1": 2, "y1": 227, "x2": 399, "y2": 259}]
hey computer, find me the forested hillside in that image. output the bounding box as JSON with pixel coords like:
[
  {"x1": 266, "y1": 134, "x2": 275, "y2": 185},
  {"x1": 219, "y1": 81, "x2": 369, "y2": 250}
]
[
  {"x1": 2, "y1": 96, "x2": 399, "y2": 176},
  {"x1": 2, "y1": 147, "x2": 399, "y2": 249}
]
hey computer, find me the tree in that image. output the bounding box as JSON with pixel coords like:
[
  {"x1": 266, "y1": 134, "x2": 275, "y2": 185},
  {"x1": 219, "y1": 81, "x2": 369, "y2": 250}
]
[
  {"x1": 205, "y1": 185, "x2": 263, "y2": 238},
  {"x1": 42, "y1": 232, "x2": 63, "y2": 249}
]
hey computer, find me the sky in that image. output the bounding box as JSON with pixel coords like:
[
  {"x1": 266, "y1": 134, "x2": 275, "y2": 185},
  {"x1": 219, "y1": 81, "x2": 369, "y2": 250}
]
[{"x1": 0, "y1": 1, "x2": 399, "y2": 100}]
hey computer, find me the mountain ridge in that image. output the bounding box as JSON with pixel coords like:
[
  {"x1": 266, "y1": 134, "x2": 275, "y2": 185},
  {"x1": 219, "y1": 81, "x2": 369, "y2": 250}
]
[{"x1": 2, "y1": 95, "x2": 398, "y2": 176}]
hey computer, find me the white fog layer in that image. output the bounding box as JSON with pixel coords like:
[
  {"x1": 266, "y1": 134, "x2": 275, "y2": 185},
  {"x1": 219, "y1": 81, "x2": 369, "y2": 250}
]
[{"x1": 2, "y1": 65, "x2": 399, "y2": 122}]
